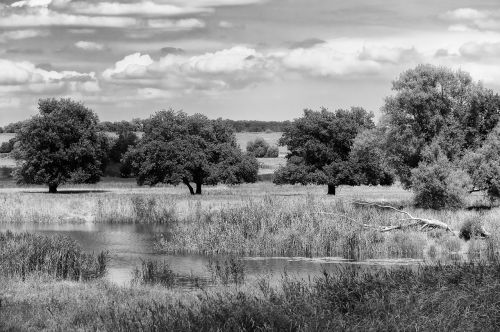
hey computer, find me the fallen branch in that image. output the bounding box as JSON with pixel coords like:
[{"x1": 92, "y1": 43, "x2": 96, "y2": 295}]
[{"x1": 352, "y1": 201, "x2": 455, "y2": 234}]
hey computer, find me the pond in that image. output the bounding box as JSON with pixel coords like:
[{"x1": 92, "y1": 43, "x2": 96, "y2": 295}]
[{"x1": 0, "y1": 223, "x2": 425, "y2": 288}]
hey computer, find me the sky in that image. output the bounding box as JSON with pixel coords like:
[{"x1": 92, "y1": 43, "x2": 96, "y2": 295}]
[{"x1": 1, "y1": 0, "x2": 500, "y2": 124}]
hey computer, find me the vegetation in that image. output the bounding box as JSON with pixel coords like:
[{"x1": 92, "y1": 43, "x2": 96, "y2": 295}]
[
  {"x1": 246, "y1": 137, "x2": 279, "y2": 157},
  {"x1": 382, "y1": 64, "x2": 500, "y2": 207},
  {"x1": 12, "y1": 98, "x2": 109, "y2": 193},
  {"x1": 109, "y1": 130, "x2": 138, "y2": 177},
  {"x1": 124, "y1": 110, "x2": 259, "y2": 195},
  {"x1": 4, "y1": 261, "x2": 500, "y2": 330},
  {"x1": 0, "y1": 137, "x2": 15, "y2": 153},
  {"x1": 274, "y1": 107, "x2": 392, "y2": 195},
  {"x1": 0, "y1": 231, "x2": 107, "y2": 281}
]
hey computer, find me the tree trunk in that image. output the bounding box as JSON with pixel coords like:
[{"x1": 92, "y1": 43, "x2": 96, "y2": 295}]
[
  {"x1": 195, "y1": 182, "x2": 202, "y2": 195},
  {"x1": 183, "y1": 179, "x2": 195, "y2": 195},
  {"x1": 48, "y1": 184, "x2": 58, "y2": 194},
  {"x1": 327, "y1": 184, "x2": 336, "y2": 195}
]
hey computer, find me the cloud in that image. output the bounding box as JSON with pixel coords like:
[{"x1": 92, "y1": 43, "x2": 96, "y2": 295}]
[
  {"x1": 218, "y1": 21, "x2": 233, "y2": 28},
  {"x1": 289, "y1": 38, "x2": 326, "y2": 49},
  {"x1": 147, "y1": 18, "x2": 205, "y2": 30},
  {"x1": 160, "y1": 46, "x2": 185, "y2": 55},
  {"x1": 103, "y1": 53, "x2": 154, "y2": 79},
  {"x1": 442, "y1": 8, "x2": 500, "y2": 31},
  {"x1": 0, "y1": 58, "x2": 99, "y2": 94},
  {"x1": 0, "y1": 8, "x2": 138, "y2": 27},
  {"x1": 103, "y1": 46, "x2": 276, "y2": 92},
  {"x1": 75, "y1": 40, "x2": 105, "y2": 51},
  {"x1": 459, "y1": 41, "x2": 500, "y2": 60},
  {"x1": 68, "y1": 1, "x2": 210, "y2": 17},
  {"x1": 0, "y1": 29, "x2": 50, "y2": 42}
]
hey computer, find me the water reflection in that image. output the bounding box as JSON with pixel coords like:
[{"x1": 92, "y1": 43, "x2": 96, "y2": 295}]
[{"x1": 0, "y1": 223, "x2": 426, "y2": 287}]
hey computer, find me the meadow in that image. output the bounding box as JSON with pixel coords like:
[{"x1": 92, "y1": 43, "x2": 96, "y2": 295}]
[{"x1": 1, "y1": 170, "x2": 499, "y2": 330}]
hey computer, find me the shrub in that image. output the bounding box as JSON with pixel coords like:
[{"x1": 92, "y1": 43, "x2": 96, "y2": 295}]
[
  {"x1": 0, "y1": 138, "x2": 15, "y2": 153},
  {"x1": 411, "y1": 147, "x2": 471, "y2": 209},
  {"x1": 246, "y1": 137, "x2": 278, "y2": 158}
]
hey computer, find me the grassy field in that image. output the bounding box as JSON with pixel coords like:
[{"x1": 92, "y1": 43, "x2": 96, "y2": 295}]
[{"x1": 1, "y1": 181, "x2": 499, "y2": 330}]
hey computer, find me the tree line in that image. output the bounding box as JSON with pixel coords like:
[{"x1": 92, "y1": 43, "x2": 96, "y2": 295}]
[
  {"x1": 7, "y1": 64, "x2": 500, "y2": 209},
  {"x1": 0, "y1": 118, "x2": 290, "y2": 134}
]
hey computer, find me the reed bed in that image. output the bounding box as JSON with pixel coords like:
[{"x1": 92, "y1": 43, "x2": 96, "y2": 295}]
[
  {"x1": 159, "y1": 195, "x2": 500, "y2": 260},
  {"x1": 0, "y1": 231, "x2": 108, "y2": 281},
  {"x1": 3, "y1": 260, "x2": 500, "y2": 331}
]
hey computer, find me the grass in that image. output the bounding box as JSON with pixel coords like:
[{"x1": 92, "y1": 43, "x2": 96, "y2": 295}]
[
  {"x1": 3, "y1": 260, "x2": 500, "y2": 330},
  {"x1": 0, "y1": 231, "x2": 108, "y2": 281}
]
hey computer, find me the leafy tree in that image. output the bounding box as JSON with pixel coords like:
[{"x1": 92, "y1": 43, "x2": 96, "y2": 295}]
[
  {"x1": 462, "y1": 124, "x2": 500, "y2": 200},
  {"x1": 383, "y1": 64, "x2": 500, "y2": 187},
  {"x1": 273, "y1": 107, "x2": 377, "y2": 195},
  {"x1": 411, "y1": 144, "x2": 471, "y2": 209},
  {"x1": 348, "y1": 128, "x2": 394, "y2": 186},
  {"x1": 12, "y1": 98, "x2": 108, "y2": 193},
  {"x1": 0, "y1": 138, "x2": 16, "y2": 153},
  {"x1": 246, "y1": 138, "x2": 279, "y2": 158},
  {"x1": 124, "y1": 110, "x2": 258, "y2": 195},
  {"x1": 108, "y1": 131, "x2": 138, "y2": 177}
]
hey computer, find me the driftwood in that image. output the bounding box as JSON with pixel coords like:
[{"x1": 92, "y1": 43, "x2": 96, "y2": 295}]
[{"x1": 350, "y1": 201, "x2": 490, "y2": 239}]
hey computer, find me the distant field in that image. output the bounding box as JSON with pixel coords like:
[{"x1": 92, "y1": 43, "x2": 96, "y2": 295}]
[
  {"x1": 235, "y1": 132, "x2": 288, "y2": 157},
  {"x1": 0, "y1": 133, "x2": 15, "y2": 144}
]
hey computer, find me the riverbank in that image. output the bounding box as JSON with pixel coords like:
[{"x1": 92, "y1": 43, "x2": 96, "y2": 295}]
[{"x1": 2, "y1": 260, "x2": 500, "y2": 331}]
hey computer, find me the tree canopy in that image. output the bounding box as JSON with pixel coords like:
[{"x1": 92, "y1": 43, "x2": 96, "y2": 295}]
[
  {"x1": 124, "y1": 110, "x2": 258, "y2": 194},
  {"x1": 383, "y1": 64, "x2": 500, "y2": 188},
  {"x1": 12, "y1": 98, "x2": 108, "y2": 193},
  {"x1": 274, "y1": 107, "x2": 391, "y2": 194}
]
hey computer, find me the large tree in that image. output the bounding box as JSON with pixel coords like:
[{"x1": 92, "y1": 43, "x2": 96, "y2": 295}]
[
  {"x1": 274, "y1": 107, "x2": 387, "y2": 195},
  {"x1": 383, "y1": 64, "x2": 500, "y2": 188},
  {"x1": 13, "y1": 98, "x2": 108, "y2": 193},
  {"x1": 124, "y1": 110, "x2": 258, "y2": 195}
]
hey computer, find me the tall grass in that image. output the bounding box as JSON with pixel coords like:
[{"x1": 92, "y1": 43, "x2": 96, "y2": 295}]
[
  {"x1": 0, "y1": 231, "x2": 108, "y2": 281},
  {"x1": 4, "y1": 260, "x2": 500, "y2": 330}
]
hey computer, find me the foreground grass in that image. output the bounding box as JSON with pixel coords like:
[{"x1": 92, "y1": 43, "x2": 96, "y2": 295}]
[{"x1": 3, "y1": 260, "x2": 500, "y2": 331}]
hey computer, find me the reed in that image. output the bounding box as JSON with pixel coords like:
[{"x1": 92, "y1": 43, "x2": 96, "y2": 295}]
[
  {"x1": 0, "y1": 231, "x2": 108, "y2": 281},
  {"x1": 3, "y1": 260, "x2": 500, "y2": 331}
]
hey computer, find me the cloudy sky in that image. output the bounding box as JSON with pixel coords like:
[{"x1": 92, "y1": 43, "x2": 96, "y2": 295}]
[{"x1": 1, "y1": 0, "x2": 500, "y2": 124}]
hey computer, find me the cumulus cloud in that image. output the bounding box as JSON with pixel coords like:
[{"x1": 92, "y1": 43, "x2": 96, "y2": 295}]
[
  {"x1": 75, "y1": 40, "x2": 105, "y2": 51},
  {"x1": 103, "y1": 46, "x2": 276, "y2": 92},
  {"x1": 0, "y1": 58, "x2": 99, "y2": 94},
  {"x1": 289, "y1": 38, "x2": 325, "y2": 49}
]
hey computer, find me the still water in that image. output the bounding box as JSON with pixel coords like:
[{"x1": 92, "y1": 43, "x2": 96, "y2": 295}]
[{"x1": 0, "y1": 223, "x2": 423, "y2": 287}]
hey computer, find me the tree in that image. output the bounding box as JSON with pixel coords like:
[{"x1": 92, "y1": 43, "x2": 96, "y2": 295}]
[
  {"x1": 273, "y1": 107, "x2": 379, "y2": 195},
  {"x1": 12, "y1": 98, "x2": 108, "y2": 193},
  {"x1": 108, "y1": 130, "x2": 138, "y2": 177},
  {"x1": 462, "y1": 123, "x2": 500, "y2": 200},
  {"x1": 124, "y1": 110, "x2": 258, "y2": 195},
  {"x1": 383, "y1": 64, "x2": 500, "y2": 187}
]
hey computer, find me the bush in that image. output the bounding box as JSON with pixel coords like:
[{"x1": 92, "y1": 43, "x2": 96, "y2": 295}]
[
  {"x1": 246, "y1": 137, "x2": 278, "y2": 158},
  {"x1": 0, "y1": 138, "x2": 15, "y2": 153},
  {"x1": 411, "y1": 147, "x2": 471, "y2": 209}
]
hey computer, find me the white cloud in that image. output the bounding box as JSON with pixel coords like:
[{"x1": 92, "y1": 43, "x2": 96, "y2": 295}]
[
  {"x1": 147, "y1": 18, "x2": 205, "y2": 30},
  {"x1": 0, "y1": 58, "x2": 98, "y2": 96},
  {"x1": 459, "y1": 41, "x2": 500, "y2": 59},
  {"x1": 69, "y1": 1, "x2": 209, "y2": 17},
  {"x1": 75, "y1": 40, "x2": 104, "y2": 51},
  {"x1": 0, "y1": 29, "x2": 50, "y2": 42},
  {"x1": 442, "y1": 8, "x2": 500, "y2": 31},
  {"x1": 218, "y1": 21, "x2": 234, "y2": 28},
  {"x1": 103, "y1": 53, "x2": 154, "y2": 79},
  {"x1": 0, "y1": 7, "x2": 138, "y2": 27},
  {"x1": 11, "y1": 0, "x2": 53, "y2": 8}
]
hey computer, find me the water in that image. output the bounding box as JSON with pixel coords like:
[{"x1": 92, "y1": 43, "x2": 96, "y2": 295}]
[{"x1": 0, "y1": 223, "x2": 423, "y2": 287}]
